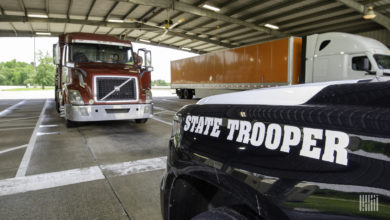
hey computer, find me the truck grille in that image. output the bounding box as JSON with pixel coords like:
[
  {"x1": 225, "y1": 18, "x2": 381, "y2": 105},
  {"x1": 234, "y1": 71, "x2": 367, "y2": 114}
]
[{"x1": 95, "y1": 76, "x2": 137, "y2": 102}]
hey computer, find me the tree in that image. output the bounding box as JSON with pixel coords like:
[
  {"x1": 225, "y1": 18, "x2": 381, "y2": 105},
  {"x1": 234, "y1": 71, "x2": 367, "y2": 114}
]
[
  {"x1": 34, "y1": 51, "x2": 55, "y2": 89},
  {"x1": 0, "y1": 59, "x2": 34, "y2": 85},
  {"x1": 152, "y1": 79, "x2": 170, "y2": 86}
]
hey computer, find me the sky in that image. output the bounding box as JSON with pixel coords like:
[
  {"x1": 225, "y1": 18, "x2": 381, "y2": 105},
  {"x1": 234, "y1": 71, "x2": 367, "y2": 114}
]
[{"x1": 0, "y1": 37, "x2": 197, "y2": 82}]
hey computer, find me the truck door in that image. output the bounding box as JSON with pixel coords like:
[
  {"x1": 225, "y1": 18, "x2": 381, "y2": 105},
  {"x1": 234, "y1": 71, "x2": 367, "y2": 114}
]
[
  {"x1": 313, "y1": 54, "x2": 348, "y2": 82},
  {"x1": 137, "y1": 49, "x2": 153, "y2": 90},
  {"x1": 347, "y1": 54, "x2": 375, "y2": 79}
]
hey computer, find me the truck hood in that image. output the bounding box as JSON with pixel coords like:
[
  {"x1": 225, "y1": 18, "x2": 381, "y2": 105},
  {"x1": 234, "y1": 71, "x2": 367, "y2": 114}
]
[
  {"x1": 197, "y1": 77, "x2": 390, "y2": 106},
  {"x1": 76, "y1": 63, "x2": 139, "y2": 76}
]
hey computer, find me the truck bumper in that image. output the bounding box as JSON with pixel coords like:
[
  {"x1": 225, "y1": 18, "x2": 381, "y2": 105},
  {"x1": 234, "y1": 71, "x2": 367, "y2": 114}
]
[{"x1": 65, "y1": 103, "x2": 153, "y2": 122}]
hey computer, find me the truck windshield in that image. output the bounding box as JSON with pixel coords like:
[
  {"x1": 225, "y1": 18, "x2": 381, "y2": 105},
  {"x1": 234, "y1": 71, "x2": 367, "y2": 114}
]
[
  {"x1": 374, "y1": 54, "x2": 390, "y2": 69},
  {"x1": 70, "y1": 43, "x2": 134, "y2": 65}
]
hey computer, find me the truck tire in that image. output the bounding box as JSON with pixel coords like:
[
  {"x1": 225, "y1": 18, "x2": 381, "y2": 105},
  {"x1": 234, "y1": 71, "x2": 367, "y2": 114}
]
[
  {"x1": 55, "y1": 100, "x2": 60, "y2": 113},
  {"x1": 135, "y1": 119, "x2": 148, "y2": 123},
  {"x1": 191, "y1": 207, "x2": 250, "y2": 220},
  {"x1": 183, "y1": 89, "x2": 193, "y2": 99},
  {"x1": 66, "y1": 119, "x2": 77, "y2": 128},
  {"x1": 177, "y1": 89, "x2": 184, "y2": 99}
]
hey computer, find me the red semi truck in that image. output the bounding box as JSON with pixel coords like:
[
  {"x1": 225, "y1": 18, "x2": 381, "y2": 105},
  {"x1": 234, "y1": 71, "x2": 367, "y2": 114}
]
[{"x1": 53, "y1": 33, "x2": 153, "y2": 127}]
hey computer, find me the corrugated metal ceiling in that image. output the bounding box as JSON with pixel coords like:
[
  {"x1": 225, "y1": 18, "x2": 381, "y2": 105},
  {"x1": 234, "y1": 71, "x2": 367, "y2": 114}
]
[{"x1": 0, "y1": 0, "x2": 389, "y2": 53}]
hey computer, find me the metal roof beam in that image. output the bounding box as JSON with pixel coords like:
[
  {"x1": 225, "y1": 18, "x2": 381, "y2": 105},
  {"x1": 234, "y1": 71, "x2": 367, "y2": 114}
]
[
  {"x1": 157, "y1": 0, "x2": 208, "y2": 26},
  {"x1": 0, "y1": 5, "x2": 5, "y2": 15},
  {"x1": 18, "y1": 0, "x2": 27, "y2": 16},
  {"x1": 0, "y1": 15, "x2": 233, "y2": 48},
  {"x1": 104, "y1": 2, "x2": 119, "y2": 21},
  {"x1": 189, "y1": 0, "x2": 264, "y2": 33},
  {"x1": 122, "y1": 4, "x2": 138, "y2": 20},
  {"x1": 67, "y1": 0, "x2": 73, "y2": 20},
  {"x1": 86, "y1": 0, "x2": 96, "y2": 20},
  {"x1": 377, "y1": 4, "x2": 390, "y2": 12},
  {"x1": 114, "y1": 0, "x2": 285, "y2": 37},
  {"x1": 172, "y1": 0, "x2": 234, "y2": 30},
  {"x1": 143, "y1": 8, "x2": 164, "y2": 22},
  {"x1": 337, "y1": 0, "x2": 390, "y2": 30},
  {"x1": 9, "y1": 22, "x2": 17, "y2": 36},
  {"x1": 137, "y1": 7, "x2": 156, "y2": 22},
  {"x1": 46, "y1": 0, "x2": 50, "y2": 15}
]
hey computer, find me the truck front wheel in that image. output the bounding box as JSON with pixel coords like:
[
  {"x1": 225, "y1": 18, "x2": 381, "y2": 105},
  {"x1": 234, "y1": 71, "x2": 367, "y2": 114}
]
[
  {"x1": 135, "y1": 119, "x2": 148, "y2": 123},
  {"x1": 66, "y1": 119, "x2": 77, "y2": 128}
]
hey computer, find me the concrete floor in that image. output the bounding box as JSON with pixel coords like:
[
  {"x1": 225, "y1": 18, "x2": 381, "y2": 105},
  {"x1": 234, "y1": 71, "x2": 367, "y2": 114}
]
[{"x1": 0, "y1": 96, "x2": 197, "y2": 219}]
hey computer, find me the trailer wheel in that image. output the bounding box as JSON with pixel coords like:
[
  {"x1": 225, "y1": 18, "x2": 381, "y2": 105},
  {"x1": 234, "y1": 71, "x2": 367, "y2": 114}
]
[
  {"x1": 177, "y1": 89, "x2": 184, "y2": 99},
  {"x1": 135, "y1": 119, "x2": 148, "y2": 123},
  {"x1": 183, "y1": 89, "x2": 193, "y2": 99}
]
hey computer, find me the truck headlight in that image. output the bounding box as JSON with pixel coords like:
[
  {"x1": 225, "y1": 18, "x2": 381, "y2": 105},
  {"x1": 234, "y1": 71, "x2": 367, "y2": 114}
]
[
  {"x1": 68, "y1": 89, "x2": 84, "y2": 105},
  {"x1": 145, "y1": 89, "x2": 153, "y2": 103}
]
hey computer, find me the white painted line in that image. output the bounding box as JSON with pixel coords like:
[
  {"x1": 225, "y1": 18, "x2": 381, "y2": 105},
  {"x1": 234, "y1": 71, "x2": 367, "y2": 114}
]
[
  {"x1": 16, "y1": 99, "x2": 48, "y2": 177},
  {"x1": 37, "y1": 132, "x2": 60, "y2": 136},
  {"x1": 0, "y1": 166, "x2": 104, "y2": 197},
  {"x1": 0, "y1": 156, "x2": 167, "y2": 197},
  {"x1": 0, "y1": 100, "x2": 26, "y2": 118},
  {"x1": 0, "y1": 127, "x2": 35, "y2": 132},
  {"x1": 153, "y1": 110, "x2": 174, "y2": 115},
  {"x1": 101, "y1": 156, "x2": 167, "y2": 177},
  {"x1": 153, "y1": 106, "x2": 176, "y2": 113},
  {"x1": 0, "y1": 144, "x2": 27, "y2": 155},
  {"x1": 151, "y1": 116, "x2": 173, "y2": 126},
  {"x1": 39, "y1": 124, "x2": 59, "y2": 128}
]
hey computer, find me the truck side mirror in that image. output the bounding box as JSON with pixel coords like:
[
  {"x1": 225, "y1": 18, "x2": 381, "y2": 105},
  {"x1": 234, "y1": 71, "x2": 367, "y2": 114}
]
[{"x1": 137, "y1": 48, "x2": 153, "y2": 71}]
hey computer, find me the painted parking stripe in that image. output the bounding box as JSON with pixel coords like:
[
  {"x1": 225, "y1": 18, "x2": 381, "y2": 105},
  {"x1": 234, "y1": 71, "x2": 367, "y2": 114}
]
[
  {"x1": 0, "y1": 145, "x2": 27, "y2": 155},
  {"x1": 0, "y1": 127, "x2": 35, "y2": 132},
  {"x1": 101, "y1": 156, "x2": 167, "y2": 176},
  {"x1": 0, "y1": 156, "x2": 167, "y2": 197},
  {"x1": 0, "y1": 100, "x2": 26, "y2": 118},
  {"x1": 0, "y1": 166, "x2": 104, "y2": 197},
  {"x1": 151, "y1": 117, "x2": 173, "y2": 126},
  {"x1": 16, "y1": 99, "x2": 48, "y2": 177},
  {"x1": 153, "y1": 106, "x2": 176, "y2": 113}
]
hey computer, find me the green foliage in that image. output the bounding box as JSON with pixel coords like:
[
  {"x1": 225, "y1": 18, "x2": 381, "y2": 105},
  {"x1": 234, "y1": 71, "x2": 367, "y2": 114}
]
[
  {"x1": 0, "y1": 59, "x2": 34, "y2": 85},
  {"x1": 0, "y1": 51, "x2": 55, "y2": 88},
  {"x1": 152, "y1": 79, "x2": 170, "y2": 86},
  {"x1": 34, "y1": 51, "x2": 55, "y2": 88}
]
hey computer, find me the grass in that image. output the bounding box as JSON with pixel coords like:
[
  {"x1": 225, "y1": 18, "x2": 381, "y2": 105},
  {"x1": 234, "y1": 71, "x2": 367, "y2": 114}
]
[
  {"x1": 284, "y1": 195, "x2": 390, "y2": 219},
  {"x1": 1, "y1": 87, "x2": 54, "y2": 91}
]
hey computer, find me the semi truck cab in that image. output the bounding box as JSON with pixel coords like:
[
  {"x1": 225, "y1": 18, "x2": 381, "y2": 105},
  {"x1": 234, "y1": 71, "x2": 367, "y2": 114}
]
[
  {"x1": 305, "y1": 32, "x2": 390, "y2": 83},
  {"x1": 53, "y1": 33, "x2": 153, "y2": 126}
]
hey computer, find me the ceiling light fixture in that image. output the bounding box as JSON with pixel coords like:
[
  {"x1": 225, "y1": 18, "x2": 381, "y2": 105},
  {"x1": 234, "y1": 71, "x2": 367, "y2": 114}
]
[
  {"x1": 108, "y1": 19, "x2": 124, "y2": 23},
  {"x1": 202, "y1": 4, "x2": 220, "y2": 12},
  {"x1": 363, "y1": 6, "x2": 376, "y2": 20},
  {"x1": 139, "y1": 39, "x2": 151, "y2": 43},
  {"x1": 28, "y1": 14, "x2": 48, "y2": 18},
  {"x1": 264, "y1": 23, "x2": 279, "y2": 30},
  {"x1": 36, "y1": 32, "x2": 51, "y2": 36}
]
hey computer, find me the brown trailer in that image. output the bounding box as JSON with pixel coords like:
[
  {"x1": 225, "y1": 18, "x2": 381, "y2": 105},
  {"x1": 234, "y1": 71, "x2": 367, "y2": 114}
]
[{"x1": 171, "y1": 37, "x2": 302, "y2": 99}]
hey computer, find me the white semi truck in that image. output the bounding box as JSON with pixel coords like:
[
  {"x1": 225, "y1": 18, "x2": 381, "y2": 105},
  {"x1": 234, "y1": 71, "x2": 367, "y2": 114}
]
[{"x1": 171, "y1": 32, "x2": 390, "y2": 98}]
